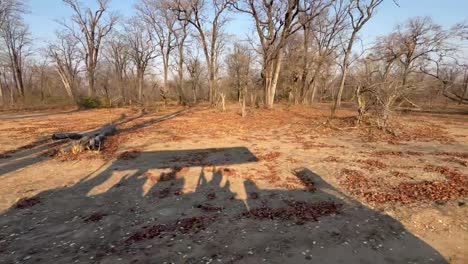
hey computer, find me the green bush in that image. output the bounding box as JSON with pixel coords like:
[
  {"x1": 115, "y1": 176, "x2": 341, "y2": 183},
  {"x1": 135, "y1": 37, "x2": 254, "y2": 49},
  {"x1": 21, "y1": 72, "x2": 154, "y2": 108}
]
[{"x1": 77, "y1": 97, "x2": 102, "y2": 109}]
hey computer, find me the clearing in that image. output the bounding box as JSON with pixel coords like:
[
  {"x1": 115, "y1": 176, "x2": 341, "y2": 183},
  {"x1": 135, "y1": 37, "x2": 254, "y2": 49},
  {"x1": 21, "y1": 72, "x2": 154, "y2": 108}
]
[{"x1": 0, "y1": 104, "x2": 466, "y2": 263}]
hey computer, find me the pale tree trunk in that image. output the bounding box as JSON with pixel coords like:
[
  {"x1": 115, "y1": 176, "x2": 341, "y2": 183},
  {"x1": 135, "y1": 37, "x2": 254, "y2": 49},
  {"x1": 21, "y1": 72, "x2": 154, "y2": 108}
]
[
  {"x1": 10, "y1": 57, "x2": 24, "y2": 99},
  {"x1": 300, "y1": 26, "x2": 310, "y2": 103},
  {"x1": 240, "y1": 90, "x2": 246, "y2": 117},
  {"x1": 163, "y1": 57, "x2": 169, "y2": 105},
  {"x1": 208, "y1": 67, "x2": 215, "y2": 104},
  {"x1": 175, "y1": 22, "x2": 188, "y2": 105},
  {"x1": 0, "y1": 80, "x2": 3, "y2": 106},
  {"x1": 39, "y1": 69, "x2": 45, "y2": 102},
  {"x1": 307, "y1": 58, "x2": 325, "y2": 104},
  {"x1": 0, "y1": 70, "x2": 6, "y2": 106},
  {"x1": 118, "y1": 75, "x2": 125, "y2": 104},
  {"x1": 264, "y1": 65, "x2": 272, "y2": 107},
  {"x1": 265, "y1": 51, "x2": 284, "y2": 108},
  {"x1": 220, "y1": 92, "x2": 226, "y2": 111},
  {"x1": 330, "y1": 0, "x2": 383, "y2": 116},
  {"x1": 332, "y1": 35, "x2": 354, "y2": 116},
  {"x1": 310, "y1": 82, "x2": 317, "y2": 103},
  {"x1": 192, "y1": 86, "x2": 197, "y2": 104},
  {"x1": 87, "y1": 68, "x2": 96, "y2": 97},
  {"x1": 355, "y1": 85, "x2": 366, "y2": 124},
  {"x1": 137, "y1": 70, "x2": 144, "y2": 102},
  {"x1": 56, "y1": 69, "x2": 74, "y2": 100},
  {"x1": 379, "y1": 102, "x2": 391, "y2": 129},
  {"x1": 15, "y1": 68, "x2": 24, "y2": 98},
  {"x1": 58, "y1": 74, "x2": 74, "y2": 99},
  {"x1": 2, "y1": 70, "x2": 13, "y2": 104},
  {"x1": 9, "y1": 85, "x2": 14, "y2": 104},
  {"x1": 333, "y1": 61, "x2": 350, "y2": 114},
  {"x1": 177, "y1": 54, "x2": 185, "y2": 105}
]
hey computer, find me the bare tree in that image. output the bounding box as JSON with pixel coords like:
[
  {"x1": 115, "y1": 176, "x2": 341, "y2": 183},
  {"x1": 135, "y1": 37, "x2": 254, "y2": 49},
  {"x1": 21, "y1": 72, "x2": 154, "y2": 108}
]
[
  {"x1": 186, "y1": 54, "x2": 203, "y2": 103},
  {"x1": 394, "y1": 17, "x2": 447, "y2": 88},
  {"x1": 305, "y1": 0, "x2": 348, "y2": 103},
  {"x1": 376, "y1": 17, "x2": 449, "y2": 112},
  {"x1": 352, "y1": 17, "x2": 449, "y2": 128},
  {"x1": 173, "y1": 0, "x2": 231, "y2": 105},
  {"x1": 104, "y1": 31, "x2": 130, "y2": 104},
  {"x1": 0, "y1": 0, "x2": 25, "y2": 29},
  {"x1": 452, "y1": 21, "x2": 468, "y2": 41},
  {"x1": 297, "y1": 0, "x2": 334, "y2": 104},
  {"x1": 422, "y1": 56, "x2": 468, "y2": 105},
  {"x1": 30, "y1": 58, "x2": 52, "y2": 102},
  {"x1": 48, "y1": 31, "x2": 82, "y2": 100},
  {"x1": 0, "y1": 64, "x2": 13, "y2": 104},
  {"x1": 226, "y1": 42, "x2": 253, "y2": 116},
  {"x1": 331, "y1": 0, "x2": 383, "y2": 116},
  {"x1": 125, "y1": 18, "x2": 158, "y2": 103},
  {"x1": 173, "y1": 19, "x2": 190, "y2": 105},
  {"x1": 137, "y1": 0, "x2": 178, "y2": 104},
  {"x1": 234, "y1": 0, "x2": 304, "y2": 108},
  {"x1": 1, "y1": 18, "x2": 30, "y2": 99},
  {"x1": 62, "y1": 0, "x2": 117, "y2": 97}
]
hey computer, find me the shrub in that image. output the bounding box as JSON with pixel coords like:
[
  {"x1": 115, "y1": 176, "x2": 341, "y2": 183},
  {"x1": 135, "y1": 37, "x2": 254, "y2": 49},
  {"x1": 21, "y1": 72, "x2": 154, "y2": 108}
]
[{"x1": 77, "y1": 97, "x2": 102, "y2": 109}]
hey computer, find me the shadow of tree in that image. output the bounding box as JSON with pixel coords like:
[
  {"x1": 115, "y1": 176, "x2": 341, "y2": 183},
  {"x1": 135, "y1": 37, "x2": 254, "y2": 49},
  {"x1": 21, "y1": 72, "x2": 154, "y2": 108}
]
[{"x1": 0, "y1": 148, "x2": 447, "y2": 263}]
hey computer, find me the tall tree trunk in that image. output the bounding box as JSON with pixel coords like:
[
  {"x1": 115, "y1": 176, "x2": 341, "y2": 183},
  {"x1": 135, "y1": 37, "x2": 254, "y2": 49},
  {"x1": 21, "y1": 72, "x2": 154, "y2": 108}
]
[
  {"x1": 208, "y1": 68, "x2": 215, "y2": 104},
  {"x1": 177, "y1": 54, "x2": 185, "y2": 105},
  {"x1": 331, "y1": 45, "x2": 355, "y2": 117},
  {"x1": 163, "y1": 57, "x2": 169, "y2": 105},
  {"x1": 265, "y1": 51, "x2": 284, "y2": 108},
  {"x1": 138, "y1": 70, "x2": 144, "y2": 103},
  {"x1": 2, "y1": 70, "x2": 13, "y2": 104},
  {"x1": 310, "y1": 82, "x2": 318, "y2": 103},
  {"x1": 300, "y1": 26, "x2": 309, "y2": 103},
  {"x1": 14, "y1": 67, "x2": 24, "y2": 97},
  {"x1": 332, "y1": 32, "x2": 356, "y2": 116},
  {"x1": 355, "y1": 85, "x2": 366, "y2": 124},
  {"x1": 39, "y1": 70, "x2": 45, "y2": 102},
  {"x1": 192, "y1": 83, "x2": 197, "y2": 104},
  {"x1": 240, "y1": 85, "x2": 247, "y2": 117},
  {"x1": 306, "y1": 59, "x2": 324, "y2": 104},
  {"x1": 118, "y1": 75, "x2": 125, "y2": 104},
  {"x1": 57, "y1": 69, "x2": 74, "y2": 100},
  {"x1": 88, "y1": 68, "x2": 96, "y2": 97},
  {"x1": 0, "y1": 80, "x2": 3, "y2": 106},
  {"x1": 11, "y1": 57, "x2": 24, "y2": 99},
  {"x1": 332, "y1": 61, "x2": 349, "y2": 115}
]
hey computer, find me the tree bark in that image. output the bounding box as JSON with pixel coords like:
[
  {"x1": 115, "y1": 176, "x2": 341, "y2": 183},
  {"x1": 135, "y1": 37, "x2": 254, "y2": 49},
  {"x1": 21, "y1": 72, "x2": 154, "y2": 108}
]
[
  {"x1": 300, "y1": 26, "x2": 310, "y2": 102},
  {"x1": 177, "y1": 52, "x2": 185, "y2": 105},
  {"x1": 265, "y1": 51, "x2": 284, "y2": 108},
  {"x1": 138, "y1": 70, "x2": 144, "y2": 102},
  {"x1": 56, "y1": 68, "x2": 74, "y2": 100},
  {"x1": 87, "y1": 68, "x2": 96, "y2": 97},
  {"x1": 332, "y1": 31, "x2": 355, "y2": 116},
  {"x1": 163, "y1": 57, "x2": 169, "y2": 105}
]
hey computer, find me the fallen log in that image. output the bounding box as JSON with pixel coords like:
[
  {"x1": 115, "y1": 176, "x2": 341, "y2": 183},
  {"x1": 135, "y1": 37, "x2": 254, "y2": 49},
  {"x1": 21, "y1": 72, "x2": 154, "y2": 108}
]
[
  {"x1": 52, "y1": 133, "x2": 84, "y2": 140},
  {"x1": 53, "y1": 124, "x2": 117, "y2": 153}
]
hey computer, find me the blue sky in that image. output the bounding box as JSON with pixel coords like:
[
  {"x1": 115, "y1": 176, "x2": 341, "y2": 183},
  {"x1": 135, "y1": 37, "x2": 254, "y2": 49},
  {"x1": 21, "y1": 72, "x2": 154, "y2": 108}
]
[{"x1": 24, "y1": 0, "x2": 467, "y2": 48}]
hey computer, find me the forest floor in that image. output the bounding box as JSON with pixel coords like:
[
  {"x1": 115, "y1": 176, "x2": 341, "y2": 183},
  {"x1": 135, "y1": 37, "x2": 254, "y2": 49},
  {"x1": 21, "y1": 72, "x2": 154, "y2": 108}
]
[{"x1": 0, "y1": 103, "x2": 466, "y2": 264}]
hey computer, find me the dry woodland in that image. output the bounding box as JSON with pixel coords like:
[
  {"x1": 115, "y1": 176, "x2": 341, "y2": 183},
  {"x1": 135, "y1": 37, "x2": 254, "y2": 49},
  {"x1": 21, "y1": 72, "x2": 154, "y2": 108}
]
[{"x1": 0, "y1": 0, "x2": 467, "y2": 264}]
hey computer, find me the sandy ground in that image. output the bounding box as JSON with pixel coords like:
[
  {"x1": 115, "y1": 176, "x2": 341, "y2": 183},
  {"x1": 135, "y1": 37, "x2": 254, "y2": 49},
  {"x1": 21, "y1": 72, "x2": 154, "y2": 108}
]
[{"x1": 0, "y1": 104, "x2": 466, "y2": 264}]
